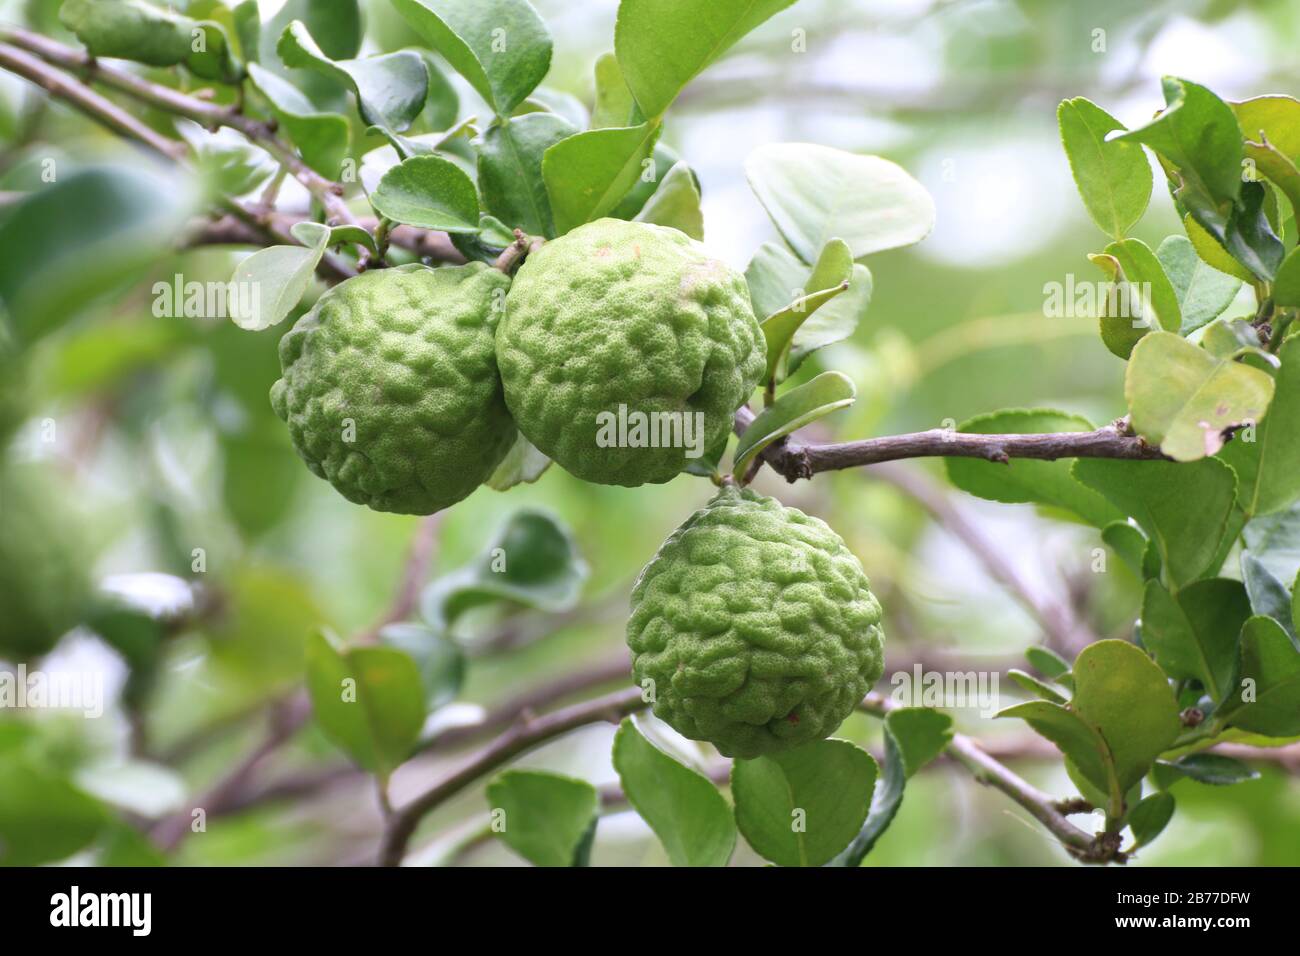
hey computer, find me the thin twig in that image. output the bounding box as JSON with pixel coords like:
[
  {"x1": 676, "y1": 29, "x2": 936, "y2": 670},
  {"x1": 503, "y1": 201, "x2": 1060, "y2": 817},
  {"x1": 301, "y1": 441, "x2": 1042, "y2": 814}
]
[
  {"x1": 378, "y1": 687, "x2": 646, "y2": 866},
  {"x1": 734, "y1": 406, "x2": 1166, "y2": 483}
]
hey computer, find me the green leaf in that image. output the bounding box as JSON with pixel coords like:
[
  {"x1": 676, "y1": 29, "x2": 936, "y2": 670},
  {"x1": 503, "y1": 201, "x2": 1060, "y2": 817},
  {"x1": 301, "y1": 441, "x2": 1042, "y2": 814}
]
[
  {"x1": 944, "y1": 409, "x2": 1124, "y2": 527},
  {"x1": 478, "y1": 113, "x2": 578, "y2": 238},
  {"x1": 1125, "y1": 331, "x2": 1274, "y2": 461},
  {"x1": 246, "y1": 62, "x2": 350, "y2": 179},
  {"x1": 1057, "y1": 97, "x2": 1152, "y2": 239},
  {"x1": 228, "y1": 222, "x2": 331, "y2": 331},
  {"x1": 542, "y1": 122, "x2": 661, "y2": 235},
  {"x1": 0, "y1": 165, "x2": 194, "y2": 344},
  {"x1": 1009, "y1": 669, "x2": 1069, "y2": 703},
  {"x1": 1127, "y1": 792, "x2": 1175, "y2": 848},
  {"x1": 486, "y1": 770, "x2": 598, "y2": 867},
  {"x1": 731, "y1": 738, "x2": 877, "y2": 867},
  {"x1": 369, "y1": 154, "x2": 481, "y2": 232},
  {"x1": 260, "y1": 0, "x2": 361, "y2": 62},
  {"x1": 0, "y1": 755, "x2": 107, "y2": 866},
  {"x1": 886, "y1": 707, "x2": 954, "y2": 778},
  {"x1": 591, "y1": 51, "x2": 637, "y2": 129},
  {"x1": 486, "y1": 432, "x2": 551, "y2": 491},
  {"x1": 277, "y1": 21, "x2": 428, "y2": 133},
  {"x1": 1216, "y1": 336, "x2": 1300, "y2": 516},
  {"x1": 305, "y1": 631, "x2": 427, "y2": 776},
  {"x1": 1140, "y1": 578, "x2": 1250, "y2": 703},
  {"x1": 1242, "y1": 140, "x2": 1300, "y2": 223},
  {"x1": 1156, "y1": 753, "x2": 1261, "y2": 787},
  {"x1": 1113, "y1": 77, "x2": 1242, "y2": 238},
  {"x1": 612, "y1": 720, "x2": 735, "y2": 867},
  {"x1": 390, "y1": 0, "x2": 552, "y2": 116},
  {"x1": 746, "y1": 144, "x2": 935, "y2": 263},
  {"x1": 758, "y1": 238, "x2": 854, "y2": 382},
  {"x1": 1185, "y1": 212, "x2": 1254, "y2": 283},
  {"x1": 1102, "y1": 521, "x2": 1161, "y2": 580},
  {"x1": 1155, "y1": 235, "x2": 1241, "y2": 335},
  {"x1": 60, "y1": 0, "x2": 242, "y2": 83},
  {"x1": 379, "y1": 622, "x2": 465, "y2": 713},
  {"x1": 1277, "y1": 247, "x2": 1300, "y2": 308},
  {"x1": 1224, "y1": 181, "x2": 1285, "y2": 282},
  {"x1": 614, "y1": 0, "x2": 796, "y2": 120},
  {"x1": 1220, "y1": 616, "x2": 1300, "y2": 737},
  {"x1": 1073, "y1": 458, "x2": 1237, "y2": 590},
  {"x1": 421, "y1": 509, "x2": 588, "y2": 632},
  {"x1": 744, "y1": 241, "x2": 873, "y2": 374},
  {"x1": 733, "y1": 371, "x2": 856, "y2": 477},
  {"x1": 1242, "y1": 504, "x2": 1300, "y2": 585},
  {"x1": 1087, "y1": 238, "x2": 1182, "y2": 358},
  {"x1": 829, "y1": 710, "x2": 949, "y2": 868},
  {"x1": 1242, "y1": 553, "x2": 1297, "y2": 643},
  {"x1": 1026, "y1": 645, "x2": 1072, "y2": 681},
  {"x1": 999, "y1": 640, "x2": 1180, "y2": 814},
  {"x1": 634, "y1": 162, "x2": 704, "y2": 240}
]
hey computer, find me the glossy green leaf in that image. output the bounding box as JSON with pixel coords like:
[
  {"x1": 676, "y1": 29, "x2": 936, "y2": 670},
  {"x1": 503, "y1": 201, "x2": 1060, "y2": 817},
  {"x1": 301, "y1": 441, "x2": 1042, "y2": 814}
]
[
  {"x1": 1242, "y1": 553, "x2": 1297, "y2": 642},
  {"x1": 278, "y1": 21, "x2": 428, "y2": 133},
  {"x1": 758, "y1": 238, "x2": 854, "y2": 382},
  {"x1": 732, "y1": 738, "x2": 877, "y2": 867},
  {"x1": 733, "y1": 371, "x2": 856, "y2": 478},
  {"x1": 1088, "y1": 238, "x2": 1182, "y2": 358},
  {"x1": 1058, "y1": 97, "x2": 1152, "y2": 239},
  {"x1": 421, "y1": 509, "x2": 588, "y2": 631},
  {"x1": 1232, "y1": 95, "x2": 1300, "y2": 161},
  {"x1": 612, "y1": 720, "x2": 735, "y2": 867},
  {"x1": 478, "y1": 113, "x2": 578, "y2": 238},
  {"x1": 1140, "y1": 578, "x2": 1250, "y2": 703},
  {"x1": 744, "y1": 241, "x2": 873, "y2": 374},
  {"x1": 390, "y1": 0, "x2": 552, "y2": 116},
  {"x1": 1025, "y1": 645, "x2": 1072, "y2": 681},
  {"x1": 1224, "y1": 181, "x2": 1285, "y2": 282},
  {"x1": 246, "y1": 62, "x2": 350, "y2": 179},
  {"x1": 1184, "y1": 212, "x2": 1254, "y2": 283},
  {"x1": 746, "y1": 144, "x2": 935, "y2": 263},
  {"x1": 1125, "y1": 331, "x2": 1274, "y2": 461},
  {"x1": 369, "y1": 154, "x2": 481, "y2": 232},
  {"x1": 1128, "y1": 792, "x2": 1175, "y2": 848},
  {"x1": 486, "y1": 770, "x2": 598, "y2": 867},
  {"x1": 1216, "y1": 336, "x2": 1300, "y2": 516},
  {"x1": 1009, "y1": 669, "x2": 1069, "y2": 703},
  {"x1": 1242, "y1": 504, "x2": 1300, "y2": 586},
  {"x1": 1275, "y1": 246, "x2": 1300, "y2": 309},
  {"x1": 886, "y1": 707, "x2": 954, "y2": 778},
  {"x1": 591, "y1": 51, "x2": 637, "y2": 129},
  {"x1": 1220, "y1": 616, "x2": 1300, "y2": 737},
  {"x1": 1155, "y1": 235, "x2": 1241, "y2": 335},
  {"x1": 61, "y1": 0, "x2": 242, "y2": 82},
  {"x1": 228, "y1": 221, "x2": 330, "y2": 330},
  {"x1": 1074, "y1": 458, "x2": 1237, "y2": 590},
  {"x1": 542, "y1": 122, "x2": 661, "y2": 235},
  {"x1": 1154, "y1": 753, "x2": 1260, "y2": 787},
  {"x1": 945, "y1": 409, "x2": 1123, "y2": 527},
  {"x1": 1113, "y1": 77, "x2": 1242, "y2": 237},
  {"x1": 1102, "y1": 521, "x2": 1162, "y2": 580},
  {"x1": 634, "y1": 162, "x2": 704, "y2": 239},
  {"x1": 260, "y1": 0, "x2": 361, "y2": 62},
  {"x1": 305, "y1": 631, "x2": 427, "y2": 776},
  {"x1": 614, "y1": 0, "x2": 796, "y2": 120}
]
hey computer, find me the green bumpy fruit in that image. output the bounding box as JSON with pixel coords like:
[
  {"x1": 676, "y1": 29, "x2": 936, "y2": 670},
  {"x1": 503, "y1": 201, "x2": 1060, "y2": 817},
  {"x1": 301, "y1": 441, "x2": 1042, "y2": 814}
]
[
  {"x1": 270, "y1": 263, "x2": 516, "y2": 515},
  {"x1": 627, "y1": 486, "x2": 884, "y2": 758},
  {"x1": 497, "y1": 219, "x2": 765, "y2": 486},
  {"x1": 0, "y1": 466, "x2": 91, "y2": 659}
]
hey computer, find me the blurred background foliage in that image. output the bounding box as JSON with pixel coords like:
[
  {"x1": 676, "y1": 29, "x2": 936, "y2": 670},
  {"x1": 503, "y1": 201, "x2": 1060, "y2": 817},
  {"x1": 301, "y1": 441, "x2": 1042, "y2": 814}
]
[{"x1": 1, "y1": 0, "x2": 1298, "y2": 866}]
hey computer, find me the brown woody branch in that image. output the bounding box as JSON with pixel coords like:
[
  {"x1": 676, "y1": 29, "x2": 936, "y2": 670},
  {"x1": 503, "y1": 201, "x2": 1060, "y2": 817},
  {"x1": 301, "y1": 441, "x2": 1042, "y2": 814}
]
[{"x1": 734, "y1": 406, "x2": 1167, "y2": 483}]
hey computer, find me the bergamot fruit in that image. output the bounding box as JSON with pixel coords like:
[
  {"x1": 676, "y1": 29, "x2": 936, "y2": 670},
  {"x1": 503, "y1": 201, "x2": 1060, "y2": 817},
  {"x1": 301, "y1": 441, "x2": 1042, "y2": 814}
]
[
  {"x1": 496, "y1": 219, "x2": 765, "y2": 486},
  {"x1": 626, "y1": 486, "x2": 884, "y2": 758},
  {"x1": 0, "y1": 465, "x2": 91, "y2": 659},
  {"x1": 270, "y1": 263, "x2": 516, "y2": 515}
]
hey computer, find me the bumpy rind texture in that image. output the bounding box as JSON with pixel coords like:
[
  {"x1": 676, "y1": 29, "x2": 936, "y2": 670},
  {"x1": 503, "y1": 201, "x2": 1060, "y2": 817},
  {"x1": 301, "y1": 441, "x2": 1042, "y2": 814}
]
[
  {"x1": 270, "y1": 263, "x2": 516, "y2": 515},
  {"x1": 497, "y1": 219, "x2": 765, "y2": 486},
  {"x1": 0, "y1": 466, "x2": 90, "y2": 659},
  {"x1": 627, "y1": 487, "x2": 884, "y2": 758}
]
